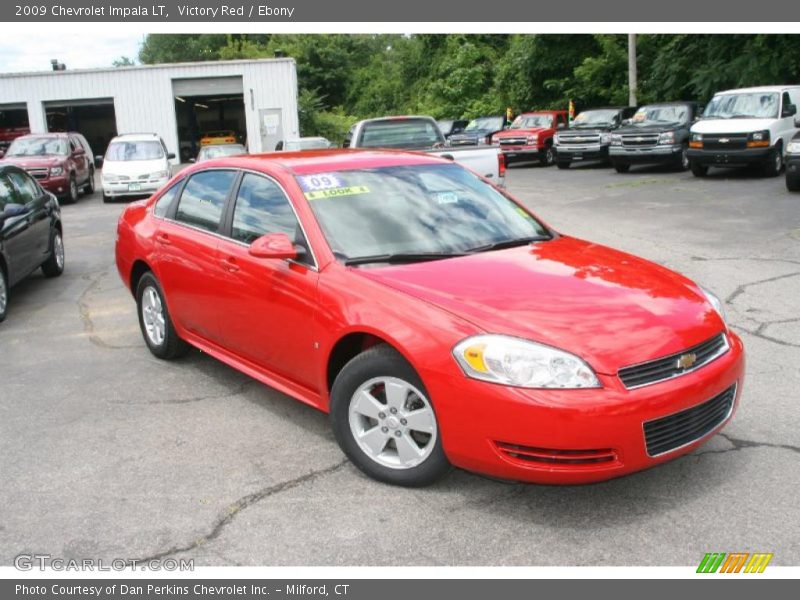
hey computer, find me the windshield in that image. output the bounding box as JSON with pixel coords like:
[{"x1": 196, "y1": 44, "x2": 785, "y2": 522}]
[
  {"x1": 630, "y1": 105, "x2": 689, "y2": 126},
  {"x1": 6, "y1": 137, "x2": 67, "y2": 157},
  {"x1": 284, "y1": 138, "x2": 330, "y2": 151},
  {"x1": 703, "y1": 92, "x2": 779, "y2": 119},
  {"x1": 106, "y1": 140, "x2": 165, "y2": 161},
  {"x1": 510, "y1": 114, "x2": 553, "y2": 129},
  {"x1": 298, "y1": 163, "x2": 549, "y2": 262},
  {"x1": 464, "y1": 117, "x2": 504, "y2": 132},
  {"x1": 572, "y1": 109, "x2": 619, "y2": 128},
  {"x1": 358, "y1": 119, "x2": 443, "y2": 149},
  {"x1": 197, "y1": 144, "x2": 246, "y2": 161}
]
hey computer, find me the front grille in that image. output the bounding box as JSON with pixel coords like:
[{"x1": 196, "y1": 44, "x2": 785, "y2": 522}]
[
  {"x1": 450, "y1": 138, "x2": 478, "y2": 146},
  {"x1": 495, "y1": 442, "x2": 617, "y2": 466},
  {"x1": 558, "y1": 133, "x2": 601, "y2": 145},
  {"x1": 701, "y1": 134, "x2": 748, "y2": 151},
  {"x1": 643, "y1": 383, "x2": 736, "y2": 456},
  {"x1": 499, "y1": 137, "x2": 528, "y2": 146},
  {"x1": 621, "y1": 133, "x2": 659, "y2": 147},
  {"x1": 25, "y1": 168, "x2": 48, "y2": 180},
  {"x1": 618, "y1": 333, "x2": 729, "y2": 389}
]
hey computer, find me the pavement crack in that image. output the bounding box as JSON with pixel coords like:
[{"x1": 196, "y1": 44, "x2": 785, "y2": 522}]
[
  {"x1": 77, "y1": 269, "x2": 138, "y2": 350},
  {"x1": 725, "y1": 271, "x2": 800, "y2": 305},
  {"x1": 693, "y1": 433, "x2": 800, "y2": 457},
  {"x1": 129, "y1": 460, "x2": 349, "y2": 563}
]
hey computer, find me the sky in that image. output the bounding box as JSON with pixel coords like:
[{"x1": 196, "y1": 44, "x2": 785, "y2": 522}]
[{"x1": 0, "y1": 33, "x2": 144, "y2": 74}]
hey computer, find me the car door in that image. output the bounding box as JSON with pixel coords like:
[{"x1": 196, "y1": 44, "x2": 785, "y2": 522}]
[
  {"x1": 155, "y1": 168, "x2": 237, "y2": 343},
  {"x1": 5, "y1": 170, "x2": 51, "y2": 276},
  {"x1": 779, "y1": 91, "x2": 799, "y2": 149},
  {"x1": 215, "y1": 171, "x2": 320, "y2": 391},
  {"x1": 69, "y1": 136, "x2": 88, "y2": 185}
]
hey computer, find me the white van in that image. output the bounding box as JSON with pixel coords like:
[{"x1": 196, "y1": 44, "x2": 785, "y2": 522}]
[
  {"x1": 687, "y1": 85, "x2": 800, "y2": 177},
  {"x1": 99, "y1": 133, "x2": 175, "y2": 203}
]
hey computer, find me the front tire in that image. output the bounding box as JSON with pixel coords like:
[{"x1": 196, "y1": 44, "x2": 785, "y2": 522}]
[
  {"x1": 676, "y1": 145, "x2": 690, "y2": 171},
  {"x1": 539, "y1": 146, "x2": 555, "y2": 167},
  {"x1": 613, "y1": 162, "x2": 630, "y2": 173},
  {"x1": 691, "y1": 163, "x2": 709, "y2": 177},
  {"x1": 83, "y1": 168, "x2": 95, "y2": 194},
  {"x1": 556, "y1": 161, "x2": 570, "y2": 170},
  {"x1": 135, "y1": 272, "x2": 189, "y2": 360},
  {"x1": 786, "y1": 173, "x2": 800, "y2": 192},
  {"x1": 0, "y1": 268, "x2": 8, "y2": 323},
  {"x1": 102, "y1": 193, "x2": 112, "y2": 204},
  {"x1": 64, "y1": 175, "x2": 79, "y2": 204},
  {"x1": 330, "y1": 345, "x2": 450, "y2": 487},
  {"x1": 41, "y1": 230, "x2": 65, "y2": 277},
  {"x1": 762, "y1": 143, "x2": 783, "y2": 177}
]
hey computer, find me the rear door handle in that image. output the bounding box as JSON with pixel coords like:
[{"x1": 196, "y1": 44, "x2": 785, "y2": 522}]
[
  {"x1": 155, "y1": 233, "x2": 171, "y2": 245},
  {"x1": 219, "y1": 256, "x2": 240, "y2": 273}
]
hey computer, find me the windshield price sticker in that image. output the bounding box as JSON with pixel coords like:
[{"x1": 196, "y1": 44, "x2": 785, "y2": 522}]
[
  {"x1": 304, "y1": 186, "x2": 370, "y2": 200},
  {"x1": 433, "y1": 192, "x2": 459, "y2": 204},
  {"x1": 298, "y1": 173, "x2": 345, "y2": 192}
]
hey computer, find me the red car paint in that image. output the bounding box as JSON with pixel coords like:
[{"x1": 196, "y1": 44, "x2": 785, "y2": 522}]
[
  {"x1": 115, "y1": 149, "x2": 744, "y2": 484},
  {"x1": 492, "y1": 110, "x2": 568, "y2": 163}
]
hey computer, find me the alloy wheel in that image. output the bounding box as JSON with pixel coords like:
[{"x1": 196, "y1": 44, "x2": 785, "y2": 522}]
[
  {"x1": 53, "y1": 233, "x2": 65, "y2": 270},
  {"x1": 141, "y1": 285, "x2": 166, "y2": 346},
  {"x1": 0, "y1": 271, "x2": 7, "y2": 316}
]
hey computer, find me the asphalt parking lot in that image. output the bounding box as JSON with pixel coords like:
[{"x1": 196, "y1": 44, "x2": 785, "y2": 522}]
[{"x1": 1, "y1": 160, "x2": 799, "y2": 567}]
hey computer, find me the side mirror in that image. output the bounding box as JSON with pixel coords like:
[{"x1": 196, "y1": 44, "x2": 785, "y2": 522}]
[
  {"x1": 0, "y1": 202, "x2": 27, "y2": 226},
  {"x1": 188, "y1": 158, "x2": 196, "y2": 163},
  {"x1": 0, "y1": 148, "x2": 5, "y2": 158},
  {"x1": 557, "y1": 122, "x2": 566, "y2": 129},
  {"x1": 167, "y1": 152, "x2": 176, "y2": 160},
  {"x1": 783, "y1": 104, "x2": 797, "y2": 118},
  {"x1": 73, "y1": 147, "x2": 85, "y2": 156},
  {"x1": 274, "y1": 141, "x2": 284, "y2": 151},
  {"x1": 248, "y1": 232, "x2": 298, "y2": 260},
  {"x1": 94, "y1": 155, "x2": 104, "y2": 168},
  {"x1": 621, "y1": 119, "x2": 632, "y2": 126},
  {"x1": 795, "y1": 115, "x2": 800, "y2": 128}
]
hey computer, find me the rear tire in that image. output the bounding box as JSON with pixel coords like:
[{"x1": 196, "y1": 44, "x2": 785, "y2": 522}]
[
  {"x1": 539, "y1": 146, "x2": 555, "y2": 167},
  {"x1": 83, "y1": 168, "x2": 95, "y2": 194},
  {"x1": 135, "y1": 272, "x2": 189, "y2": 360},
  {"x1": 762, "y1": 143, "x2": 783, "y2": 177},
  {"x1": 0, "y1": 268, "x2": 8, "y2": 323},
  {"x1": 556, "y1": 161, "x2": 570, "y2": 170},
  {"x1": 41, "y1": 230, "x2": 65, "y2": 277},
  {"x1": 691, "y1": 163, "x2": 709, "y2": 177},
  {"x1": 330, "y1": 345, "x2": 450, "y2": 487},
  {"x1": 613, "y1": 162, "x2": 630, "y2": 173}
]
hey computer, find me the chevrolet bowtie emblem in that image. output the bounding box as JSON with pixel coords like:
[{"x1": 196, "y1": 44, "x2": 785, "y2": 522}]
[
  {"x1": 677, "y1": 352, "x2": 698, "y2": 370},
  {"x1": 719, "y1": 138, "x2": 730, "y2": 143}
]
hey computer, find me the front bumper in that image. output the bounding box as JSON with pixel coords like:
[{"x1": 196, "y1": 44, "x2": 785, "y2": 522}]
[
  {"x1": 102, "y1": 179, "x2": 167, "y2": 198},
  {"x1": 498, "y1": 145, "x2": 546, "y2": 159},
  {"x1": 425, "y1": 331, "x2": 744, "y2": 484},
  {"x1": 687, "y1": 146, "x2": 771, "y2": 167},
  {"x1": 554, "y1": 144, "x2": 609, "y2": 162},
  {"x1": 35, "y1": 175, "x2": 70, "y2": 197},
  {"x1": 609, "y1": 144, "x2": 683, "y2": 164}
]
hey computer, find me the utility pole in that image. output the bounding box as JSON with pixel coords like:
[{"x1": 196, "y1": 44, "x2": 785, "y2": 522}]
[{"x1": 628, "y1": 33, "x2": 638, "y2": 107}]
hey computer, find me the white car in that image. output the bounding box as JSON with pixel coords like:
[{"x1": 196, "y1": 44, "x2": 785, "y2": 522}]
[
  {"x1": 100, "y1": 133, "x2": 175, "y2": 203},
  {"x1": 688, "y1": 85, "x2": 800, "y2": 177}
]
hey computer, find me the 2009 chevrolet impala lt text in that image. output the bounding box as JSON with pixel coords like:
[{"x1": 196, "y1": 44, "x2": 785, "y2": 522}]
[{"x1": 114, "y1": 150, "x2": 744, "y2": 487}]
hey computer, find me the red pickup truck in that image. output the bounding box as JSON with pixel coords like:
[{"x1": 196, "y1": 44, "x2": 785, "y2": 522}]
[
  {"x1": 491, "y1": 110, "x2": 568, "y2": 166},
  {"x1": 0, "y1": 126, "x2": 30, "y2": 155},
  {"x1": 0, "y1": 132, "x2": 95, "y2": 203}
]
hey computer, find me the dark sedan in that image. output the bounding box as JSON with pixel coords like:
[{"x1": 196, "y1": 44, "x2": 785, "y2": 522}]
[{"x1": 0, "y1": 165, "x2": 64, "y2": 322}]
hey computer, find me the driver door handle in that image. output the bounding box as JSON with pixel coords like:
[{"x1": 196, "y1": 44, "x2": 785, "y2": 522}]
[{"x1": 219, "y1": 256, "x2": 240, "y2": 273}]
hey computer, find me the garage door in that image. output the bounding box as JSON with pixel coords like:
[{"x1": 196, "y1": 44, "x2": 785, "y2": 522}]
[
  {"x1": 43, "y1": 98, "x2": 114, "y2": 109},
  {"x1": 172, "y1": 77, "x2": 244, "y2": 97}
]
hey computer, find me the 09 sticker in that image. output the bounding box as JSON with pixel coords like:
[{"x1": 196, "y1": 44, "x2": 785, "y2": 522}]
[{"x1": 297, "y1": 173, "x2": 344, "y2": 192}]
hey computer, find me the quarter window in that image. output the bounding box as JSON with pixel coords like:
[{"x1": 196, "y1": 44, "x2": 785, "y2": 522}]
[
  {"x1": 174, "y1": 170, "x2": 236, "y2": 233},
  {"x1": 231, "y1": 173, "x2": 300, "y2": 243},
  {"x1": 153, "y1": 180, "x2": 182, "y2": 218}
]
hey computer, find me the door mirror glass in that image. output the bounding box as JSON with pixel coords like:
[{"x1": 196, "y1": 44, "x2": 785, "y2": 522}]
[
  {"x1": 94, "y1": 155, "x2": 104, "y2": 168},
  {"x1": 783, "y1": 103, "x2": 797, "y2": 118},
  {"x1": 0, "y1": 202, "x2": 26, "y2": 225},
  {"x1": 248, "y1": 232, "x2": 298, "y2": 260},
  {"x1": 167, "y1": 152, "x2": 176, "y2": 160}
]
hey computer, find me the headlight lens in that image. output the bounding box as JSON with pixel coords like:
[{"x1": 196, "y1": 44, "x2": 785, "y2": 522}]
[
  {"x1": 611, "y1": 133, "x2": 622, "y2": 146},
  {"x1": 699, "y1": 286, "x2": 726, "y2": 323},
  {"x1": 658, "y1": 131, "x2": 676, "y2": 145},
  {"x1": 151, "y1": 171, "x2": 169, "y2": 180},
  {"x1": 49, "y1": 166, "x2": 64, "y2": 176},
  {"x1": 491, "y1": 137, "x2": 500, "y2": 146},
  {"x1": 103, "y1": 173, "x2": 120, "y2": 183},
  {"x1": 453, "y1": 335, "x2": 600, "y2": 389},
  {"x1": 526, "y1": 135, "x2": 539, "y2": 145},
  {"x1": 786, "y1": 141, "x2": 800, "y2": 154},
  {"x1": 750, "y1": 130, "x2": 768, "y2": 141},
  {"x1": 691, "y1": 133, "x2": 703, "y2": 142}
]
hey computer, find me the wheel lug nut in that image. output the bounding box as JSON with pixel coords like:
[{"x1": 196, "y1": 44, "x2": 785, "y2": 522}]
[
  {"x1": 390, "y1": 407, "x2": 397, "y2": 414},
  {"x1": 378, "y1": 412, "x2": 386, "y2": 419},
  {"x1": 394, "y1": 430, "x2": 402, "y2": 437},
  {"x1": 400, "y1": 418, "x2": 407, "y2": 425},
  {"x1": 381, "y1": 426, "x2": 389, "y2": 433}
]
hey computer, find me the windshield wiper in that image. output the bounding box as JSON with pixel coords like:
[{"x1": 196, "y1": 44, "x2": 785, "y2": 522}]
[
  {"x1": 344, "y1": 251, "x2": 467, "y2": 266},
  {"x1": 465, "y1": 235, "x2": 552, "y2": 253}
]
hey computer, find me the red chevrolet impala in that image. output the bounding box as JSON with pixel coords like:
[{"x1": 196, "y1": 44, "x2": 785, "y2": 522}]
[{"x1": 115, "y1": 150, "x2": 744, "y2": 487}]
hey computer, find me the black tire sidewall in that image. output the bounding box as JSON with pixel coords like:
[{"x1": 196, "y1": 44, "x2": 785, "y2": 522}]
[
  {"x1": 330, "y1": 345, "x2": 450, "y2": 487},
  {"x1": 68, "y1": 176, "x2": 78, "y2": 203},
  {"x1": 41, "y1": 230, "x2": 64, "y2": 277},
  {"x1": 135, "y1": 272, "x2": 186, "y2": 359},
  {"x1": 0, "y1": 268, "x2": 8, "y2": 322}
]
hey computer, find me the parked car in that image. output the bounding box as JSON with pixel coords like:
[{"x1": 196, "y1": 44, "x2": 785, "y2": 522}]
[
  {"x1": 1, "y1": 132, "x2": 95, "y2": 203},
  {"x1": 193, "y1": 143, "x2": 247, "y2": 163},
  {"x1": 0, "y1": 165, "x2": 64, "y2": 322},
  {"x1": 343, "y1": 116, "x2": 505, "y2": 185},
  {"x1": 275, "y1": 137, "x2": 332, "y2": 151},
  {"x1": 786, "y1": 126, "x2": 800, "y2": 191},
  {"x1": 437, "y1": 119, "x2": 469, "y2": 140},
  {"x1": 115, "y1": 150, "x2": 743, "y2": 487},
  {"x1": 98, "y1": 133, "x2": 175, "y2": 203},
  {"x1": 492, "y1": 110, "x2": 569, "y2": 166},
  {"x1": 688, "y1": 85, "x2": 800, "y2": 177},
  {"x1": 199, "y1": 130, "x2": 238, "y2": 146},
  {"x1": 609, "y1": 102, "x2": 702, "y2": 173},
  {"x1": 448, "y1": 116, "x2": 506, "y2": 146},
  {"x1": 0, "y1": 126, "x2": 30, "y2": 156},
  {"x1": 554, "y1": 106, "x2": 638, "y2": 168}
]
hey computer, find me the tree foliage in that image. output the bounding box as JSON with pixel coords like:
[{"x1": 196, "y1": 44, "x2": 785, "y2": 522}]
[{"x1": 139, "y1": 33, "x2": 800, "y2": 140}]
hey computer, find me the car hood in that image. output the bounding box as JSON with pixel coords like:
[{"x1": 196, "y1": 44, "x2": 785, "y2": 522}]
[
  {"x1": 102, "y1": 158, "x2": 167, "y2": 177},
  {"x1": 355, "y1": 237, "x2": 724, "y2": 375},
  {"x1": 691, "y1": 118, "x2": 776, "y2": 134},
  {"x1": 560, "y1": 127, "x2": 613, "y2": 135},
  {"x1": 0, "y1": 156, "x2": 64, "y2": 168},
  {"x1": 495, "y1": 127, "x2": 549, "y2": 137},
  {"x1": 451, "y1": 130, "x2": 494, "y2": 140},
  {"x1": 616, "y1": 124, "x2": 683, "y2": 134}
]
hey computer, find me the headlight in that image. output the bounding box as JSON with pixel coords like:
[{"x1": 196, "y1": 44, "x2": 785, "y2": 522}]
[
  {"x1": 49, "y1": 166, "x2": 64, "y2": 176},
  {"x1": 611, "y1": 134, "x2": 622, "y2": 146},
  {"x1": 691, "y1": 133, "x2": 703, "y2": 142},
  {"x1": 600, "y1": 132, "x2": 612, "y2": 145},
  {"x1": 747, "y1": 130, "x2": 770, "y2": 147},
  {"x1": 453, "y1": 335, "x2": 600, "y2": 389},
  {"x1": 699, "y1": 286, "x2": 726, "y2": 323},
  {"x1": 658, "y1": 131, "x2": 676, "y2": 145},
  {"x1": 103, "y1": 173, "x2": 120, "y2": 183},
  {"x1": 526, "y1": 135, "x2": 539, "y2": 145},
  {"x1": 150, "y1": 171, "x2": 169, "y2": 180},
  {"x1": 491, "y1": 137, "x2": 500, "y2": 146},
  {"x1": 787, "y1": 141, "x2": 800, "y2": 154}
]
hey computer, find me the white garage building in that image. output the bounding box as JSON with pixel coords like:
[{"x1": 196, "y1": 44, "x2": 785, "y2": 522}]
[{"x1": 0, "y1": 58, "x2": 299, "y2": 160}]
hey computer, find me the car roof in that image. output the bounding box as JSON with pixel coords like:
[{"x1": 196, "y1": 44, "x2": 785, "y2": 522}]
[
  {"x1": 715, "y1": 85, "x2": 800, "y2": 95},
  {"x1": 520, "y1": 110, "x2": 566, "y2": 115},
  {"x1": 638, "y1": 101, "x2": 699, "y2": 106},
  {"x1": 189, "y1": 149, "x2": 448, "y2": 176},
  {"x1": 111, "y1": 133, "x2": 162, "y2": 142},
  {"x1": 13, "y1": 132, "x2": 72, "y2": 139}
]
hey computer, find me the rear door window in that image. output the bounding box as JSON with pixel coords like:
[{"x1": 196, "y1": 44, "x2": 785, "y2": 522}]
[{"x1": 174, "y1": 170, "x2": 236, "y2": 233}]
